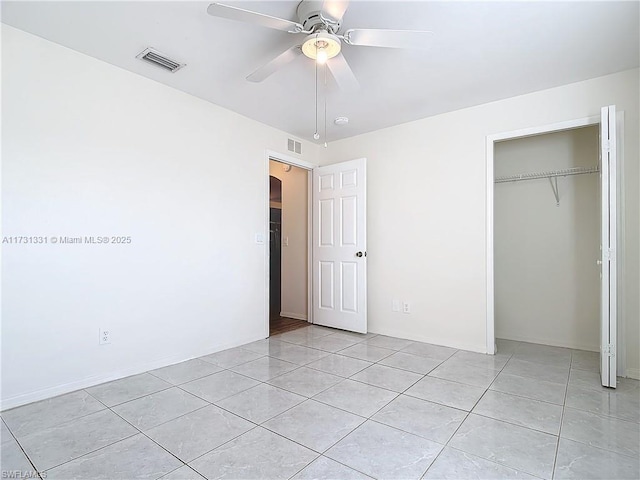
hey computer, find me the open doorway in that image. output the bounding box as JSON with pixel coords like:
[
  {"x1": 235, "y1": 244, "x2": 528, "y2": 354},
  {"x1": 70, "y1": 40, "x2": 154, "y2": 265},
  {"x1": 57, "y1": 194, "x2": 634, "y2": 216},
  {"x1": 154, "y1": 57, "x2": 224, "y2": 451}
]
[{"x1": 268, "y1": 159, "x2": 310, "y2": 336}]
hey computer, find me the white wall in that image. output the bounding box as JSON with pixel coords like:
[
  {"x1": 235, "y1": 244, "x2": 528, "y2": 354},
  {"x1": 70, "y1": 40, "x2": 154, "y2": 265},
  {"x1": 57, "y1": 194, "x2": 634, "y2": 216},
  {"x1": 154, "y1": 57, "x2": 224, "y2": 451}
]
[
  {"x1": 269, "y1": 160, "x2": 308, "y2": 320},
  {"x1": 3, "y1": 26, "x2": 639, "y2": 412},
  {"x1": 494, "y1": 127, "x2": 600, "y2": 351},
  {"x1": 323, "y1": 69, "x2": 639, "y2": 378},
  {"x1": 0, "y1": 25, "x2": 319, "y2": 409}
]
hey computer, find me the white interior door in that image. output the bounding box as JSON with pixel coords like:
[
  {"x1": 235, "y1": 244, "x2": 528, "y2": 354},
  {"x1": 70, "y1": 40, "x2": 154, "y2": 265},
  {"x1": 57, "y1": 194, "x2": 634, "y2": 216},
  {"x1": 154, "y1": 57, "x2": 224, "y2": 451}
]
[
  {"x1": 600, "y1": 105, "x2": 617, "y2": 388},
  {"x1": 312, "y1": 158, "x2": 367, "y2": 333}
]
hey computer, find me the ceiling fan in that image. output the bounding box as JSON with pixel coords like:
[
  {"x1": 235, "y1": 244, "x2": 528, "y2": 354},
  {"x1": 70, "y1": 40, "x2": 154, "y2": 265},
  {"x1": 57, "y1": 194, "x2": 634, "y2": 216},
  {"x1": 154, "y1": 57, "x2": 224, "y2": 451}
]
[{"x1": 207, "y1": 0, "x2": 434, "y2": 90}]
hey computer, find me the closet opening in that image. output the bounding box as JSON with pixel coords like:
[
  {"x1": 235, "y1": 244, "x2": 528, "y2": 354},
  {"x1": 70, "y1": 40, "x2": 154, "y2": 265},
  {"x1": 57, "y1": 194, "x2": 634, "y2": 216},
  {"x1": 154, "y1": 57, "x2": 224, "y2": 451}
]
[
  {"x1": 493, "y1": 126, "x2": 600, "y2": 354},
  {"x1": 486, "y1": 107, "x2": 623, "y2": 388}
]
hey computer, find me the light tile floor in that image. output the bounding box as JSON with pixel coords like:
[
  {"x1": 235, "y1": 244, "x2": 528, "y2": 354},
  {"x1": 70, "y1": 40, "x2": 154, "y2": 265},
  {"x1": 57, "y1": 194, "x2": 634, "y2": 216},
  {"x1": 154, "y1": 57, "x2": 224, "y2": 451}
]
[{"x1": 1, "y1": 327, "x2": 639, "y2": 479}]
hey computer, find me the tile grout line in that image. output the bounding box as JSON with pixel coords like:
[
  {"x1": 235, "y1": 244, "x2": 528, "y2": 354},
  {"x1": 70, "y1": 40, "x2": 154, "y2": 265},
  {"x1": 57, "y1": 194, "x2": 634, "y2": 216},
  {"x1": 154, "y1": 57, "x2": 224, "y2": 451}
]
[
  {"x1": 293, "y1": 357, "x2": 442, "y2": 479},
  {"x1": 41, "y1": 429, "x2": 140, "y2": 474},
  {"x1": 551, "y1": 352, "x2": 573, "y2": 479},
  {"x1": 423, "y1": 381, "x2": 476, "y2": 477},
  {"x1": 9, "y1": 408, "x2": 144, "y2": 474},
  {"x1": 106, "y1": 383, "x2": 351, "y2": 479},
  {"x1": 171, "y1": 351, "x2": 396, "y2": 430},
  {"x1": 172, "y1": 373, "x2": 260, "y2": 405},
  {"x1": 185, "y1": 423, "x2": 320, "y2": 478},
  {"x1": 348, "y1": 366, "x2": 429, "y2": 395},
  {"x1": 253, "y1": 342, "x2": 454, "y2": 474},
  {"x1": 1, "y1": 418, "x2": 42, "y2": 479},
  {"x1": 3, "y1": 388, "x2": 111, "y2": 439},
  {"x1": 8, "y1": 332, "x2": 636, "y2": 479},
  {"x1": 266, "y1": 371, "x2": 347, "y2": 398},
  {"x1": 6, "y1": 403, "x2": 108, "y2": 440},
  {"x1": 105, "y1": 407, "x2": 196, "y2": 478},
  {"x1": 436, "y1": 445, "x2": 547, "y2": 480},
  {"x1": 427, "y1": 348, "x2": 550, "y2": 479},
  {"x1": 124, "y1": 398, "x2": 214, "y2": 432},
  {"x1": 484, "y1": 384, "x2": 566, "y2": 407},
  {"x1": 472, "y1": 351, "x2": 569, "y2": 435},
  {"x1": 565, "y1": 399, "x2": 640, "y2": 425},
  {"x1": 466, "y1": 411, "x2": 562, "y2": 437},
  {"x1": 342, "y1": 349, "x2": 465, "y2": 479},
  {"x1": 98, "y1": 384, "x2": 178, "y2": 409},
  {"x1": 31, "y1": 360, "x2": 302, "y2": 476},
  {"x1": 558, "y1": 407, "x2": 640, "y2": 459},
  {"x1": 443, "y1": 343, "x2": 555, "y2": 479}
]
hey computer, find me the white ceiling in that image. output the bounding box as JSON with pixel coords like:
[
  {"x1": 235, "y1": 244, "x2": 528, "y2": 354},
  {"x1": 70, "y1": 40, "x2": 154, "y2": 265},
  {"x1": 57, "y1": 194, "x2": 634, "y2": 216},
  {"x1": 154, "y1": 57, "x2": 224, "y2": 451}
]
[{"x1": 2, "y1": 1, "x2": 638, "y2": 143}]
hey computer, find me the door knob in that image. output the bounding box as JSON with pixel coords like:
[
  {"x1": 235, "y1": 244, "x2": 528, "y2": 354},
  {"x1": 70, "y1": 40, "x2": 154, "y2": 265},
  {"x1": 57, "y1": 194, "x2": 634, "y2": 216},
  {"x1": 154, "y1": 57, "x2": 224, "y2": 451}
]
[{"x1": 356, "y1": 251, "x2": 363, "y2": 257}]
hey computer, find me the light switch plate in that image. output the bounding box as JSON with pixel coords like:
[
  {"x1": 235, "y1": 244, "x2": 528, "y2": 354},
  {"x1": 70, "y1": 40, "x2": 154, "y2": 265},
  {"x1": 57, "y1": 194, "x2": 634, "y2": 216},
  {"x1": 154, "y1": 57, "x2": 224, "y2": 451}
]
[{"x1": 392, "y1": 300, "x2": 400, "y2": 312}]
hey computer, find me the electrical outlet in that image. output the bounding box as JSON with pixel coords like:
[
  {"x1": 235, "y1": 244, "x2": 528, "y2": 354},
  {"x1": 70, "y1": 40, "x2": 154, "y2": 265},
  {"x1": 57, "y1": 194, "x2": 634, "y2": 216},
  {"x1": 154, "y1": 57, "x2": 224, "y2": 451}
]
[
  {"x1": 402, "y1": 302, "x2": 411, "y2": 314},
  {"x1": 99, "y1": 328, "x2": 111, "y2": 345},
  {"x1": 392, "y1": 300, "x2": 401, "y2": 312}
]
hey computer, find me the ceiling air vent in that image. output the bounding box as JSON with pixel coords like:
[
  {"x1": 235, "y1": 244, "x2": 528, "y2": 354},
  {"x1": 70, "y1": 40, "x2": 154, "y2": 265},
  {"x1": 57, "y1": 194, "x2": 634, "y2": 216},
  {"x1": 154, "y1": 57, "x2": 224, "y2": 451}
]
[
  {"x1": 136, "y1": 48, "x2": 185, "y2": 73},
  {"x1": 288, "y1": 139, "x2": 302, "y2": 155}
]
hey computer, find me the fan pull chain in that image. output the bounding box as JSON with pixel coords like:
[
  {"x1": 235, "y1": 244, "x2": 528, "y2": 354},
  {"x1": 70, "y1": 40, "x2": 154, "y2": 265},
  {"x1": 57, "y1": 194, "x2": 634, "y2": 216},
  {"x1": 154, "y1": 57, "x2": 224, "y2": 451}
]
[
  {"x1": 313, "y1": 34, "x2": 320, "y2": 141},
  {"x1": 323, "y1": 62, "x2": 328, "y2": 148}
]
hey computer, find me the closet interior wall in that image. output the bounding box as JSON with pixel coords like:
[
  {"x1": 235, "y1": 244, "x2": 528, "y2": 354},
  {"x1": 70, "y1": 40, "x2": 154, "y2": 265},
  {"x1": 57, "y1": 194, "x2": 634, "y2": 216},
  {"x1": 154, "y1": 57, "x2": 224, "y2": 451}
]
[{"x1": 494, "y1": 126, "x2": 600, "y2": 351}]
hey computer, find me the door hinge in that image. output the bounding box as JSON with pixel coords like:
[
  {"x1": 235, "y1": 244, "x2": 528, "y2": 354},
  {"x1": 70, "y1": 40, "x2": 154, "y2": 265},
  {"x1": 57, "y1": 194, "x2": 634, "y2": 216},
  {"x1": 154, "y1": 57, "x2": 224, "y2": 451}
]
[
  {"x1": 603, "y1": 140, "x2": 611, "y2": 153},
  {"x1": 603, "y1": 248, "x2": 615, "y2": 262},
  {"x1": 603, "y1": 344, "x2": 616, "y2": 357}
]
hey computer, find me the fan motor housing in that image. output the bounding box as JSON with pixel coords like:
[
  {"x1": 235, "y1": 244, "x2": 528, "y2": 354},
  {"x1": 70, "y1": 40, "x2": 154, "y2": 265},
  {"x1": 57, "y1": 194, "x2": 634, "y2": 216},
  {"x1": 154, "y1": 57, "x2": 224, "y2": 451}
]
[{"x1": 297, "y1": 0, "x2": 341, "y2": 33}]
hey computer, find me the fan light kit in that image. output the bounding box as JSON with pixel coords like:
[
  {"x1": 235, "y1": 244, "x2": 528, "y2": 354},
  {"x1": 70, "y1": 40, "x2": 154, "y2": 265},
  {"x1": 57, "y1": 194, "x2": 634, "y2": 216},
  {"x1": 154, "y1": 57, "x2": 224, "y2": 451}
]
[
  {"x1": 206, "y1": 0, "x2": 434, "y2": 142},
  {"x1": 302, "y1": 32, "x2": 341, "y2": 63}
]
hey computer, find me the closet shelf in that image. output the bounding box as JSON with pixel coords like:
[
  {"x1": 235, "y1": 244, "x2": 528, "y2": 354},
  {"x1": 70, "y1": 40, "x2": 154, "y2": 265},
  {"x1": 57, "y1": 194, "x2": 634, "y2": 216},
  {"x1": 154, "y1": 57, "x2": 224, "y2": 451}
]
[
  {"x1": 495, "y1": 166, "x2": 599, "y2": 207},
  {"x1": 494, "y1": 166, "x2": 599, "y2": 184}
]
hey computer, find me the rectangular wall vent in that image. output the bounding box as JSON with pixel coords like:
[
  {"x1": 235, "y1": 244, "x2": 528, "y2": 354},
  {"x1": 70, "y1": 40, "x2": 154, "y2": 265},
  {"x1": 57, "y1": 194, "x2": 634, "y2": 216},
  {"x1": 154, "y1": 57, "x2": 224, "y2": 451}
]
[
  {"x1": 136, "y1": 48, "x2": 185, "y2": 73},
  {"x1": 288, "y1": 139, "x2": 302, "y2": 155}
]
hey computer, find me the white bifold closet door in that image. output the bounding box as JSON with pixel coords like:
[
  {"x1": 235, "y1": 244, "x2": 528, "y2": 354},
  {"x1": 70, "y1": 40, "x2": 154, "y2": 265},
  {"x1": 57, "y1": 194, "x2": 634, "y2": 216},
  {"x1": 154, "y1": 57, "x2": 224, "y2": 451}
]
[
  {"x1": 600, "y1": 105, "x2": 617, "y2": 388},
  {"x1": 312, "y1": 158, "x2": 367, "y2": 333}
]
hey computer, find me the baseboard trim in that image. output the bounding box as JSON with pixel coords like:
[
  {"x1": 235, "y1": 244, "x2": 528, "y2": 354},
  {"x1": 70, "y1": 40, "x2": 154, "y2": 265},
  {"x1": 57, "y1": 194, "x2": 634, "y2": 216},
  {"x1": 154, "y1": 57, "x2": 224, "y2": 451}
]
[
  {"x1": 371, "y1": 327, "x2": 486, "y2": 354},
  {"x1": 279, "y1": 311, "x2": 308, "y2": 321},
  {"x1": 496, "y1": 332, "x2": 599, "y2": 352},
  {"x1": 626, "y1": 368, "x2": 639, "y2": 380},
  {"x1": 0, "y1": 333, "x2": 265, "y2": 411}
]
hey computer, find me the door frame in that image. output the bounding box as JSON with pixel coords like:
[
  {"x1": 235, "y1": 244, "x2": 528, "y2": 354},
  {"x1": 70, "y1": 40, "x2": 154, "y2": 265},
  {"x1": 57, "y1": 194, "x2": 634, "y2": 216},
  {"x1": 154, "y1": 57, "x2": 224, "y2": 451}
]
[
  {"x1": 264, "y1": 150, "x2": 317, "y2": 338},
  {"x1": 485, "y1": 114, "x2": 626, "y2": 375}
]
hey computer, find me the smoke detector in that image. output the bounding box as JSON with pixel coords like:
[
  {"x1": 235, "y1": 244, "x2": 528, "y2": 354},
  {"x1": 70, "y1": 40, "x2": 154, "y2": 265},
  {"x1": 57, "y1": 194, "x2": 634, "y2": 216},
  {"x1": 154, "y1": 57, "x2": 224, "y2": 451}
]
[{"x1": 334, "y1": 117, "x2": 349, "y2": 126}]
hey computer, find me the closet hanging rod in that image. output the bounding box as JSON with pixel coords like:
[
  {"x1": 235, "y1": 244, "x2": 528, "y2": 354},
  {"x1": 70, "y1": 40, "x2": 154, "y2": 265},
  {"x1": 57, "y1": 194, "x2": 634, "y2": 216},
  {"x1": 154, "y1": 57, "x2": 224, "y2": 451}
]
[{"x1": 494, "y1": 166, "x2": 599, "y2": 184}]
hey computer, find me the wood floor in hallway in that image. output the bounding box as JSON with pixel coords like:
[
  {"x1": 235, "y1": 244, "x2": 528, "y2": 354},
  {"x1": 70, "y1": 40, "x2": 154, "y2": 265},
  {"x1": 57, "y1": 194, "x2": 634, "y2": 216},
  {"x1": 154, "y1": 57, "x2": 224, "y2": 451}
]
[{"x1": 270, "y1": 315, "x2": 308, "y2": 336}]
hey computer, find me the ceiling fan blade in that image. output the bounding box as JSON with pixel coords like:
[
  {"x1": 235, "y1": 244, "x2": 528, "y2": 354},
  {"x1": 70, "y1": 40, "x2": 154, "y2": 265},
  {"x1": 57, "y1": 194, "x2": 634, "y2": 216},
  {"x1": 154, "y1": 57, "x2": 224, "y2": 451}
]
[
  {"x1": 327, "y1": 53, "x2": 359, "y2": 91},
  {"x1": 321, "y1": 0, "x2": 350, "y2": 23},
  {"x1": 207, "y1": 3, "x2": 303, "y2": 33},
  {"x1": 343, "y1": 29, "x2": 434, "y2": 49},
  {"x1": 247, "y1": 45, "x2": 303, "y2": 82}
]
